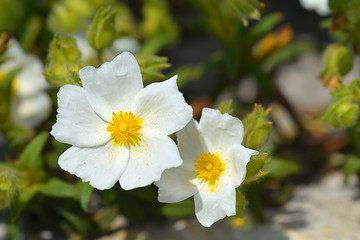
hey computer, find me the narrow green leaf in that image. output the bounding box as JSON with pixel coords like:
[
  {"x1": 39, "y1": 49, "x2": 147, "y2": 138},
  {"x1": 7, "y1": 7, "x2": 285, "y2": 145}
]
[
  {"x1": 77, "y1": 181, "x2": 94, "y2": 212},
  {"x1": 16, "y1": 131, "x2": 48, "y2": 172},
  {"x1": 264, "y1": 157, "x2": 301, "y2": 179},
  {"x1": 342, "y1": 155, "x2": 360, "y2": 182},
  {"x1": 39, "y1": 178, "x2": 78, "y2": 198},
  {"x1": 235, "y1": 188, "x2": 246, "y2": 217},
  {"x1": 219, "y1": 100, "x2": 233, "y2": 114}
]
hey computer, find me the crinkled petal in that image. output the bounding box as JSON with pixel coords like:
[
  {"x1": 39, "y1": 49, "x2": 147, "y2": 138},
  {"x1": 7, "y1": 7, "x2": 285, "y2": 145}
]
[
  {"x1": 198, "y1": 108, "x2": 244, "y2": 154},
  {"x1": 221, "y1": 144, "x2": 258, "y2": 188},
  {"x1": 58, "y1": 142, "x2": 129, "y2": 190},
  {"x1": 194, "y1": 177, "x2": 236, "y2": 227},
  {"x1": 155, "y1": 167, "x2": 197, "y2": 203},
  {"x1": 51, "y1": 85, "x2": 110, "y2": 148},
  {"x1": 80, "y1": 52, "x2": 143, "y2": 121},
  {"x1": 132, "y1": 75, "x2": 193, "y2": 136},
  {"x1": 120, "y1": 130, "x2": 182, "y2": 190},
  {"x1": 11, "y1": 92, "x2": 51, "y2": 129},
  {"x1": 177, "y1": 119, "x2": 207, "y2": 171}
]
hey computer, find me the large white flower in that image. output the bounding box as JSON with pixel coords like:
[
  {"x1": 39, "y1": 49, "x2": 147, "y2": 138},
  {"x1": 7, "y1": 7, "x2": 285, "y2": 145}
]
[
  {"x1": 50, "y1": 52, "x2": 192, "y2": 190},
  {"x1": 0, "y1": 40, "x2": 51, "y2": 128},
  {"x1": 299, "y1": 0, "x2": 330, "y2": 16},
  {"x1": 155, "y1": 108, "x2": 258, "y2": 227}
]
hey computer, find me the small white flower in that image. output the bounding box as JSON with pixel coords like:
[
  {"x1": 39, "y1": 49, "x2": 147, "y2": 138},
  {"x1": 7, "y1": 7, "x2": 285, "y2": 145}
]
[
  {"x1": 51, "y1": 52, "x2": 192, "y2": 190},
  {"x1": 0, "y1": 40, "x2": 51, "y2": 128},
  {"x1": 155, "y1": 108, "x2": 258, "y2": 227},
  {"x1": 299, "y1": 0, "x2": 330, "y2": 16}
]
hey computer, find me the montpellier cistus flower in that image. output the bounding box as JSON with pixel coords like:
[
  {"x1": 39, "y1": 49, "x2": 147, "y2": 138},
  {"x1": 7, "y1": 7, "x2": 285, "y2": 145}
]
[
  {"x1": 50, "y1": 51, "x2": 193, "y2": 190},
  {"x1": 155, "y1": 108, "x2": 258, "y2": 227},
  {"x1": 0, "y1": 39, "x2": 51, "y2": 128}
]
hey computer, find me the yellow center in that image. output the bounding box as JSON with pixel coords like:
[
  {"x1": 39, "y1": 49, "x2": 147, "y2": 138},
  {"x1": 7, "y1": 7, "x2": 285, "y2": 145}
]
[
  {"x1": 107, "y1": 111, "x2": 143, "y2": 147},
  {"x1": 194, "y1": 152, "x2": 225, "y2": 186}
]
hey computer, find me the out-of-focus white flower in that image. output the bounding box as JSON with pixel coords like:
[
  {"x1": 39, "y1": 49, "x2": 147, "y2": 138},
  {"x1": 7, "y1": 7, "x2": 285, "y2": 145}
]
[
  {"x1": 0, "y1": 40, "x2": 51, "y2": 128},
  {"x1": 51, "y1": 52, "x2": 192, "y2": 190},
  {"x1": 155, "y1": 108, "x2": 258, "y2": 227},
  {"x1": 299, "y1": 0, "x2": 330, "y2": 16},
  {"x1": 73, "y1": 34, "x2": 140, "y2": 63}
]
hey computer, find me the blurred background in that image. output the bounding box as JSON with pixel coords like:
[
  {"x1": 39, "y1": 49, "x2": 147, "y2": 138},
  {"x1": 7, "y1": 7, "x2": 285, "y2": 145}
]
[{"x1": 0, "y1": 0, "x2": 360, "y2": 239}]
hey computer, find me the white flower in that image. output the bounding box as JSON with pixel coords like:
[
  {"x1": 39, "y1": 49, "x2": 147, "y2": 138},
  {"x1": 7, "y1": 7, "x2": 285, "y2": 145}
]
[
  {"x1": 50, "y1": 52, "x2": 193, "y2": 190},
  {"x1": 155, "y1": 108, "x2": 258, "y2": 227},
  {"x1": 0, "y1": 40, "x2": 51, "y2": 128},
  {"x1": 299, "y1": 0, "x2": 330, "y2": 16}
]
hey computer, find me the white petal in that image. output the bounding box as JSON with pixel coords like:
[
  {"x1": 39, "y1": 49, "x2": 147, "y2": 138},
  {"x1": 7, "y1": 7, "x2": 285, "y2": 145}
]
[
  {"x1": 58, "y1": 142, "x2": 129, "y2": 190},
  {"x1": 80, "y1": 52, "x2": 143, "y2": 121},
  {"x1": 198, "y1": 108, "x2": 244, "y2": 154},
  {"x1": 51, "y1": 85, "x2": 110, "y2": 148},
  {"x1": 194, "y1": 177, "x2": 236, "y2": 227},
  {"x1": 120, "y1": 130, "x2": 182, "y2": 190},
  {"x1": 222, "y1": 144, "x2": 258, "y2": 188},
  {"x1": 15, "y1": 55, "x2": 48, "y2": 98},
  {"x1": 177, "y1": 119, "x2": 208, "y2": 171},
  {"x1": 11, "y1": 92, "x2": 51, "y2": 129},
  {"x1": 155, "y1": 167, "x2": 197, "y2": 203},
  {"x1": 132, "y1": 76, "x2": 193, "y2": 136}
]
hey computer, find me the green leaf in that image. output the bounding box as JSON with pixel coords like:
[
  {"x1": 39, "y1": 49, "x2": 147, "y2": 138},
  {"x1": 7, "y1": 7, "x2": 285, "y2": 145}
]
[
  {"x1": 244, "y1": 152, "x2": 271, "y2": 183},
  {"x1": 263, "y1": 40, "x2": 316, "y2": 72},
  {"x1": 16, "y1": 131, "x2": 48, "y2": 172},
  {"x1": 88, "y1": 7, "x2": 117, "y2": 50},
  {"x1": 76, "y1": 181, "x2": 94, "y2": 212},
  {"x1": 243, "y1": 104, "x2": 272, "y2": 149},
  {"x1": 44, "y1": 34, "x2": 83, "y2": 87},
  {"x1": 39, "y1": 178, "x2": 78, "y2": 198},
  {"x1": 219, "y1": 100, "x2": 233, "y2": 114},
  {"x1": 320, "y1": 44, "x2": 353, "y2": 88},
  {"x1": 250, "y1": 12, "x2": 284, "y2": 39},
  {"x1": 225, "y1": 0, "x2": 263, "y2": 26},
  {"x1": 161, "y1": 199, "x2": 194, "y2": 219},
  {"x1": 264, "y1": 157, "x2": 301, "y2": 179},
  {"x1": 235, "y1": 188, "x2": 246, "y2": 217},
  {"x1": 0, "y1": 167, "x2": 21, "y2": 208},
  {"x1": 323, "y1": 98, "x2": 359, "y2": 127},
  {"x1": 135, "y1": 54, "x2": 171, "y2": 83},
  {"x1": 342, "y1": 155, "x2": 360, "y2": 182}
]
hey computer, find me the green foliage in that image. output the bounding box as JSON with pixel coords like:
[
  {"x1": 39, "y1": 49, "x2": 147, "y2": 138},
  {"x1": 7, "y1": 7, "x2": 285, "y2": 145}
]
[
  {"x1": 243, "y1": 105, "x2": 272, "y2": 149},
  {"x1": 323, "y1": 78, "x2": 360, "y2": 127},
  {"x1": 140, "y1": 0, "x2": 180, "y2": 54},
  {"x1": 77, "y1": 182, "x2": 94, "y2": 212},
  {"x1": 263, "y1": 40, "x2": 316, "y2": 72},
  {"x1": 320, "y1": 44, "x2": 353, "y2": 88},
  {"x1": 224, "y1": 0, "x2": 262, "y2": 26},
  {"x1": 264, "y1": 158, "x2": 301, "y2": 179},
  {"x1": 135, "y1": 54, "x2": 171, "y2": 83},
  {"x1": 88, "y1": 7, "x2": 117, "y2": 51},
  {"x1": 47, "y1": 0, "x2": 96, "y2": 33},
  {"x1": 323, "y1": 98, "x2": 358, "y2": 127},
  {"x1": 219, "y1": 100, "x2": 233, "y2": 114},
  {"x1": 235, "y1": 188, "x2": 246, "y2": 217},
  {"x1": 39, "y1": 178, "x2": 78, "y2": 198},
  {"x1": 44, "y1": 34, "x2": 83, "y2": 87},
  {"x1": 0, "y1": 167, "x2": 21, "y2": 208},
  {"x1": 244, "y1": 152, "x2": 271, "y2": 183},
  {"x1": 16, "y1": 131, "x2": 48, "y2": 173},
  {"x1": 342, "y1": 155, "x2": 360, "y2": 182}
]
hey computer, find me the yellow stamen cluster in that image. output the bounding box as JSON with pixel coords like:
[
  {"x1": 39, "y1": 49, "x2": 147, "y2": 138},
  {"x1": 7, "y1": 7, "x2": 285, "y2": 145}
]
[
  {"x1": 107, "y1": 111, "x2": 143, "y2": 147},
  {"x1": 194, "y1": 152, "x2": 225, "y2": 186}
]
